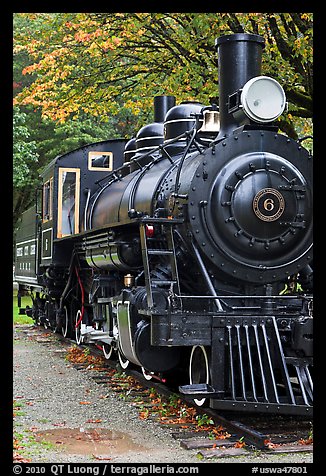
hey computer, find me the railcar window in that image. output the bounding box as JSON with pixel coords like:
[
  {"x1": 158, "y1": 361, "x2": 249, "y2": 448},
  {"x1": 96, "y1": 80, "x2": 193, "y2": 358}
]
[
  {"x1": 88, "y1": 151, "x2": 113, "y2": 171},
  {"x1": 57, "y1": 168, "x2": 80, "y2": 238},
  {"x1": 42, "y1": 178, "x2": 53, "y2": 222}
]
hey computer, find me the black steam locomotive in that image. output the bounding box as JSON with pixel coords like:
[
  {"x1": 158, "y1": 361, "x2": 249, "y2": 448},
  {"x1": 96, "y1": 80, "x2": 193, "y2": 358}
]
[{"x1": 15, "y1": 33, "x2": 313, "y2": 416}]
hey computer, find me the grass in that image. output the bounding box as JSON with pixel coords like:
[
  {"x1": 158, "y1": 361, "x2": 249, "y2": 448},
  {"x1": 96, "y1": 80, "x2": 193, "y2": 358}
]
[
  {"x1": 14, "y1": 413, "x2": 56, "y2": 460},
  {"x1": 13, "y1": 289, "x2": 34, "y2": 325},
  {"x1": 13, "y1": 293, "x2": 56, "y2": 461}
]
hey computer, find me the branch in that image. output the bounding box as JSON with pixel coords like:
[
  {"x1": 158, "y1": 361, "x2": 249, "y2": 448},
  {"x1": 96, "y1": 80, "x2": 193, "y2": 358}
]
[
  {"x1": 226, "y1": 14, "x2": 245, "y2": 33},
  {"x1": 283, "y1": 86, "x2": 313, "y2": 113},
  {"x1": 287, "y1": 108, "x2": 312, "y2": 118},
  {"x1": 289, "y1": 13, "x2": 313, "y2": 35},
  {"x1": 266, "y1": 14, "x2": 312, "y2": 99},
  {"x1": 277, "y1": 118, "x2": 298, "y2": 140},
  {"x1": 266, "y1": 14, "x2": 305, "y2": 76}
]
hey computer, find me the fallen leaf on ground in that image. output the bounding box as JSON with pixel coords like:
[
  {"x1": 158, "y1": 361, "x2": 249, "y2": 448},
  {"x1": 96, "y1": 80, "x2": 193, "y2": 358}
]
[
  {"x1": 299, "y1": 438, "x2": 313, "y2": 445},
  {"x1": 92, "y1": 455, "x2": 112, "y2": 460}
]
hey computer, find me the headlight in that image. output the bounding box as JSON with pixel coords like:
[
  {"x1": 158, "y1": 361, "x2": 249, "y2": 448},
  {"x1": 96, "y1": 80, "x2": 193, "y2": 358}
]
[{"x1": 240, "y1": 76, "x2": 286, "y2": 123}]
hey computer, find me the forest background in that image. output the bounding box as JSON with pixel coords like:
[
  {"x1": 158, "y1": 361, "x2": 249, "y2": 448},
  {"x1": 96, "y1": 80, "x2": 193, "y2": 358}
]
[{"x1": 13, "y1": 12, "x2": 313, "y2": 231}]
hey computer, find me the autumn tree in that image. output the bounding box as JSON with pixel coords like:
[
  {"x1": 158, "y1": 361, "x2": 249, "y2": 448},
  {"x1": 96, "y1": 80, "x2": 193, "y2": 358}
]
[
  {"x1": 13, "y1": 13, "x2": 313, "y2": 227},
  {"x1": 14, "y1": 12, "x2": 313, "y2": 137},
  {"x1": 13, "y1": 13, "x2": 143, "y2": 228}
]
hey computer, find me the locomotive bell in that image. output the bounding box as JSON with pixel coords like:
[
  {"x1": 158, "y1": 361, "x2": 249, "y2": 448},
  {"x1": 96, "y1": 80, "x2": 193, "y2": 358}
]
[{"x1": 198, "y1": 109, "x2": 220, "y2": 133}]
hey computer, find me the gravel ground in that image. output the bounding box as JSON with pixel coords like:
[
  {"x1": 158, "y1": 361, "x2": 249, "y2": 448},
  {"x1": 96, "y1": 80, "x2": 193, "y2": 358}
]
[{"x1": 13, "y1": 324, "x2": 313, "y2": 465}]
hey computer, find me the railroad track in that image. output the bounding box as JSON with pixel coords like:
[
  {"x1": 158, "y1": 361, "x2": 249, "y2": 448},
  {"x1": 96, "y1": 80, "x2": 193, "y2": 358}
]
[{"x1": 22, "y1": 325, "x2": 313, "y2": 460}]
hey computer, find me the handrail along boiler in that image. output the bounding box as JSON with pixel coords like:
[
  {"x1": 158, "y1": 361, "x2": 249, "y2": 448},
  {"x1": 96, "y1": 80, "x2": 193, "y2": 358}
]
[{"x1": 15, "y1": 33, "x2": 313, "y2": 416}]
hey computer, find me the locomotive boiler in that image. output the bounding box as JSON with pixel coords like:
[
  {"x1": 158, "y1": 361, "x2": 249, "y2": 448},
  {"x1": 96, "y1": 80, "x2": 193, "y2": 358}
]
[{"x1": 15, "y1": 33, "x2": 313, "y2": 416}]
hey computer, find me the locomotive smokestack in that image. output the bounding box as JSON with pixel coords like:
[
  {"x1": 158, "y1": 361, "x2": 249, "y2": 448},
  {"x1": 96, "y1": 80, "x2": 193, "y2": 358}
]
[
  {"x1": 215, "y1": 33, "x2": 265, "y2": 136},
  {"x1": 154, "y1": 95, "x2": 176, "y2": 122}
]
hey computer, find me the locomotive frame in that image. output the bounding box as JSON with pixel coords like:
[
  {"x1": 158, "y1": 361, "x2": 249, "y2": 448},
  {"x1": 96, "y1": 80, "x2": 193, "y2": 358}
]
[{"x1": 14, "y1": 33, "x2": 313, "y2": 417}]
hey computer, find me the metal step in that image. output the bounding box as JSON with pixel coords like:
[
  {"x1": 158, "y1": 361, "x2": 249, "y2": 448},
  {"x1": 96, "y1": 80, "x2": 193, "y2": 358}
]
[
  {"x1": 151, "y1": 279, "x2": 177, "y2": 285},
  {"x1": 97, "y1": 297, "x2": 113, "y2": 304},
  {"x1": 139, "y1": 221, "x2": 181, "y2": 309},
  {"x1": 147, "y1": 250, "x2": 173, "y2": 255},
  {"x1": 179, "y1": 383, "x2": 218, "y2": 396}
]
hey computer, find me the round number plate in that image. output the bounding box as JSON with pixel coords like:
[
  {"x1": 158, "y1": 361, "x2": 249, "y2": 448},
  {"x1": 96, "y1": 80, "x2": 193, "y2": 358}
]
[{"x1": 253, "y1": 188, "x2": 285, "y2": 222}]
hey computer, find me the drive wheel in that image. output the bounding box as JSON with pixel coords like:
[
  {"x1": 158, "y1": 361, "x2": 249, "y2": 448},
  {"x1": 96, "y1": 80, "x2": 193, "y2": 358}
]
[
  {"x1": 61, "y1": 305, "x2": 70, "y2": 338},
  {"x1": 118, "y1": 350, "x2": 130, "y2": 369},
  {"x1": 142, "y1": 367, "x2": 154, "y2": 381},
  {"x1": 75, "y1": 310, "x2": 83, "y2": 345},
  {"x1": 102, "y1": 343, "x2": 113, "y2": 360},
  {"x1": 189, "y1": 345, "x2": 210, "y2": 406}
]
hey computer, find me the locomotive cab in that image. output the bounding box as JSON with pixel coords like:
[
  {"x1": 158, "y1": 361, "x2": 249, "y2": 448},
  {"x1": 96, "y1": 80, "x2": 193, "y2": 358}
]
[
  {"x1": 35, "y1": 139, "x2": 127, "y2": 268},
  {"x1": 14, "y1": 139, "x2": 127, "y2": 325}
]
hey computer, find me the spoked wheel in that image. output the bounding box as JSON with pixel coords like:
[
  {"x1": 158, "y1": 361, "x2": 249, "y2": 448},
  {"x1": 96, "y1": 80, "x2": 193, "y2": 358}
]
[
  {"x1": 102, "y1": 343, "x2": 113, "y2": 360},
  {"x1": 61, "y1": 305, "x2": 70, "y2": 338},
  {"x1": 75, "y1": 310, "x2": 83, "y2": 345},
  {"x1": 142, "y1": 367, "x2": 154, "y2": 381},
  {"x1": 189, "y1": 345, "x2": 210, "y2": 406},
  {"x1": 118, "y1": 350, "x2": 130, "y2": 369},
  {"x1": 43, "y1": 301, "x2": 50, "y2": 329}
]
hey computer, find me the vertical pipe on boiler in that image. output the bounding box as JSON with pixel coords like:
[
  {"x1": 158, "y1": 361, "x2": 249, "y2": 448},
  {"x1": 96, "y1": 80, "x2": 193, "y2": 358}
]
[{"x1": 215, "y1": 33, "x2": 265, "y2": 137}]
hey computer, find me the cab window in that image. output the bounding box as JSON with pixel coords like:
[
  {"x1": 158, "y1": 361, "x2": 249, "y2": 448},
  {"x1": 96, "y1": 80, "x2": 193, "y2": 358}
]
[
  {"x1": 42, "y1": 178, "x2": 53, "y2": 222},
  {"x1": 88, "y1": 151, "x2": 113, "y2": 171},
  {"x1": 57, "y1": 168, "x2": 80, "y2": 238}
]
